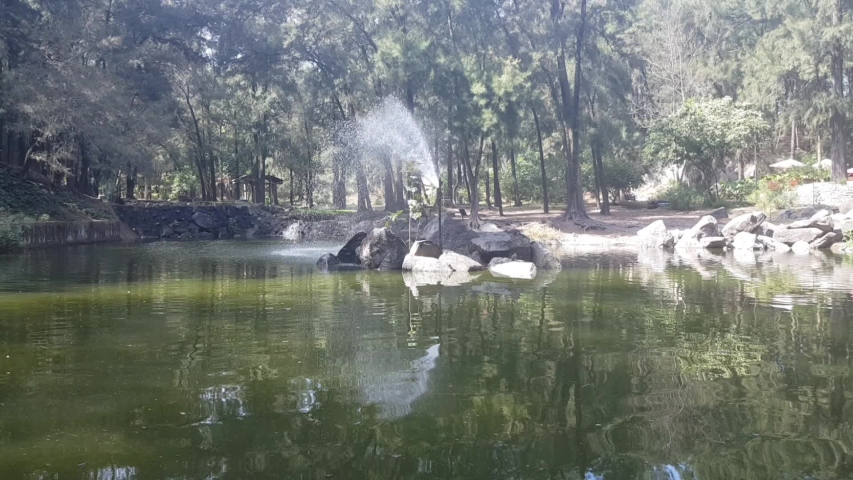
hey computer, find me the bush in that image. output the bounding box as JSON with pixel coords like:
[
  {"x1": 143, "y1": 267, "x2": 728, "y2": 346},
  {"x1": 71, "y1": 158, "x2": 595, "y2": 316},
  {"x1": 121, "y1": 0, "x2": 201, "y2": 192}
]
[
  {"x1": 0, "y1": 211, "x2": 28, "y2": 252},
  {"x1": 661, "y1": 183, "x2": 704, "y2": 211},
  {"x1": 718, "y1": 180, "x2": 758, "y2": 202},
  {"x1": 747, "y1": 178, "x2": 795, "y2": 213}
]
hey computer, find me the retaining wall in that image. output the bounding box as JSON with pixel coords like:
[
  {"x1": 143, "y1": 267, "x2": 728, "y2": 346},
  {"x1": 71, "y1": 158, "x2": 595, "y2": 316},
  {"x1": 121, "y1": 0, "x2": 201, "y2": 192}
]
[
  {"x1": 22, "y1": 221, "x2": 122, "y2": 247},
  {"x1": 794, "y1": 182, "x2": 853, "y2": 207}
]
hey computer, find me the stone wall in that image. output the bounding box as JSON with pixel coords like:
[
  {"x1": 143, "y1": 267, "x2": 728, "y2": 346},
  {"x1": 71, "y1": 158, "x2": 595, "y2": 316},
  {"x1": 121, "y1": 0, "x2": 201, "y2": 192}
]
[
  {"x1": 794, "y1": 182, "x2": 853, "y2": 207},
  {"x1": 22, "y1": 221, "x2": 121, "y2": 247},
  {"x1": 113, "y1": 202, "x2": 358, "y2": 241}
]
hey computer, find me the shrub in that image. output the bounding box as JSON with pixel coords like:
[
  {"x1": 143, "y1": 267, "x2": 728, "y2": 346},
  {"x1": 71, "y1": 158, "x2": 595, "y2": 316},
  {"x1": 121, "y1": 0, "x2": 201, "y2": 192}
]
[
  {"x1": 0, "y1": 211, "x2": 28, "y2": 252},
  {"x1": 718, "y1": 180, "x2": 758, "y2": 202},
  {"x1": 661, "y1": 183, "x2": 704, "y2": 211},
  {"x1": 747, "y1": 178, "x2": 795, "y2": 213}
]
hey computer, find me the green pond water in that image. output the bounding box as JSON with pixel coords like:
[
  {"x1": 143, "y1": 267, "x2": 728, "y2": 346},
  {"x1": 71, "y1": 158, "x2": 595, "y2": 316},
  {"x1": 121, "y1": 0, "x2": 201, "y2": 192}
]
[{"x1": 0, "y1": 242, "x2": 852, "y2": 480}]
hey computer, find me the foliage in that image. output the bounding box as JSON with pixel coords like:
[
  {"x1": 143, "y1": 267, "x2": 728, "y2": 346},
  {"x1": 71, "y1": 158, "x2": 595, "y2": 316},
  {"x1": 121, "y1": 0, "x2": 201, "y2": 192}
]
[
  {"x1": 717, "y1": 180, "x2": 758, "y2": 203},
  {"x1": 0, "y1": 211, "x2": 33, "y2": 252},
  {"x1": 661, "y1": 183, "x2": 705, "y2": 211},
  {"x1": 644, "y1": 98, "x2": 768, "y2": 195},
  {"x1": 747, "y1": 178, "x2": 796, "y2": 213}
]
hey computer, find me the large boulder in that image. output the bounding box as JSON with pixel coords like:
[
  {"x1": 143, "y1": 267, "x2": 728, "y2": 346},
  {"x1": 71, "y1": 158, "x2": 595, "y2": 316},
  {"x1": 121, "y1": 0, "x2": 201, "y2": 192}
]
[
  {"x1": 840, "y1": 199, "x2": 853, "y2": 215},
  {"x1": 402, "y1": 254, "x2": 451, "y2": 273},
  {"x1": 699, "y1": 237, "x2": 727, "y2": 249},
  {"x1": 316, "y1": 253, "x2": 340, "y2": 272},
  {"x1": 410, "y1": 240, "x2": 442, "y2": 259},
  {"x1": 438, "y1": 251, "x2": 484, "y2": 272},
  {"x1": 359, "y1": 228, "x2": 409, "y2": 270},
  {"x1": 191, "y1": 211, "x2": 215, "y2": 231},
  {"x1": 705, "y1": 207, "x2": 728, "y2": 220},
  {"x1": 637, "y1": 220, "x2": 674, "y2": 248},
  {"x1": 531, "y1": 241, "x2": 562, "y2": 270},
  {"x1": 774, "y1": 228, "x2": 825, "y2": 245},
  {"x1": 789, "y1": 216, "x2": 834, "y2": 233},
  {"x1": 811, "y1": 232, "x2": 840, "y2": 249},
  {"x1": 489, "y1": 260, "x2": 537, "y2": 280},
  {"x1": 721, "y1": 212, "x2": 766, "y2": 238},
  {"x1": 792, "y1": 241, "x2": 811, "y2": 255},
  {"x1": 351, "y1": 220, "x2": 376, "y2": 236},
  {"x1": 837, "y1": 219, "x2": 853, "y2": 236},
  {"x1": 469, "y1": 231, "x2": 532, "y2": 262},
  {"x1": 773, "y1": 205, "x2": 836, "y2": 222},
  {"x1": 732, "y1": 232, "x2": 760, "y2": 250},
  {"x1": 675, "y1": 215, "x2": 720, "y2": 249},
  {"x1": 422, "y1": 216, "x2": 479, "y2": 254},
  {"x1": 758, "y1": 235, "x2": 790, "y2": 252},
  {"x1": 337, "y1": 232, "x2": 367, "y2": 264}
]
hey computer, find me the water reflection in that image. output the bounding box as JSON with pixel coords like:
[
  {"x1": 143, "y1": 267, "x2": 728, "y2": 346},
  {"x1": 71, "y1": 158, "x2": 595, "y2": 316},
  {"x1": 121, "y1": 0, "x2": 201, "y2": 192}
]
[{"x1": 0, "y1": 242, "x2": 852, "y2": 479}]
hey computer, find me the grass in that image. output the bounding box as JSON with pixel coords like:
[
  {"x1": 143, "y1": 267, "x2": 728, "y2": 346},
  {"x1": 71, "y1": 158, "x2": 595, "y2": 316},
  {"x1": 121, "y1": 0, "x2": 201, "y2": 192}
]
[{"x1": 519, "y1": 222, "x2": 564, "y2": 243}]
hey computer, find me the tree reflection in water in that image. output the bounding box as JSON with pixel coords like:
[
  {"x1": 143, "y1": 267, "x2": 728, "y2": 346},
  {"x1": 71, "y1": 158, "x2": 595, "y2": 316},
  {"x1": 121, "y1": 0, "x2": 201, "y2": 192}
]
[{"x1": 0, "y1": 242, "x2": 852, "y2": 479}]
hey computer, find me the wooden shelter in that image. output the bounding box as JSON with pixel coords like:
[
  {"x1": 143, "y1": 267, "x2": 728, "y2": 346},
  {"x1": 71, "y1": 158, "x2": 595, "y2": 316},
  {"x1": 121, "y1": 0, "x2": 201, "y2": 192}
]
[{"x1": 266, "y1": 175, "x2": 284, "y2": 205}]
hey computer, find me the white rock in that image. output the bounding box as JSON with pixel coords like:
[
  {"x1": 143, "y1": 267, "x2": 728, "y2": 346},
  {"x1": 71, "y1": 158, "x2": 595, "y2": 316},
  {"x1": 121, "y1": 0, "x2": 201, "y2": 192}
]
[
  {"x1": 732, "y1": 232, "x2": 759, "y2": 250},
  {"x1": 489, "y1": 261, "x2": 538, "y2": 280},
  {"x1": 792, "y1": 241, "x2": 811, "y2": 255},
  {"x1": 810, "y1": 209, "x2": 832, "y2": 220}
]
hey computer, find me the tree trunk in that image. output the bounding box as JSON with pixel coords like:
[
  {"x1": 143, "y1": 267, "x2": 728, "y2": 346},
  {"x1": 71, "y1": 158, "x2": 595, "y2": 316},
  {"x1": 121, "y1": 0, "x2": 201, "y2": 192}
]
[
  {"x1": 533, "y1": 106, "x2": 549, "y2": 213},
  {"x1": 831, "y1": 2, "x2": 847, "y2": 183},
  {"x1": 356, "y1": 165, "x2": 372, "y2": 212},
  {"x1": 126, "y1": 165, "x2": 136, "y2": 199},
  {"x1": 289, "y1": 167, "x2": 294, "y2": 206},
  {"x1": 384, "y1": 155, "x2": 396, "y2": 211},
  {"x1": 484, "y1": 167, "x2": 492, "y2": 209},
  {"x1": 592, "y1": 144, "x2": 610, "y2": 215},
  {"x1": 395, "y1": 157, "x2": 406, "y2": 209},
  {"x1": 491, "y1": 139, "x2": 504, "y2": 216},
  {"x1": 447, "y1": 140, "x2": 455, "y2": 206},
  {"x1": 553, "y1": 0, "x2": 590, "y2": 221},
  {"x1": 461, "y1": 136, "x2": 485, "y2": 228},
  {"x1": 510, "y1": 144, "x2": 521, "y2": 207}
]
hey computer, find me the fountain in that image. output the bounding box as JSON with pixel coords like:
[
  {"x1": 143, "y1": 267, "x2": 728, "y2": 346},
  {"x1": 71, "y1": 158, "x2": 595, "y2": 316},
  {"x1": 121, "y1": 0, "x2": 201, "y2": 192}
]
[{"x1": 335, "y1": 97, "x2": 443, "y2": 250}]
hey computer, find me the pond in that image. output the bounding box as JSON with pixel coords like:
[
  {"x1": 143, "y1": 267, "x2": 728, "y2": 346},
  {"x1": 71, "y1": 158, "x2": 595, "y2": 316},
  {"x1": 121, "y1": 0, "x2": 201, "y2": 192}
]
[{"x1": 0, "y1": 241, "x2": 852, "y2": 479}]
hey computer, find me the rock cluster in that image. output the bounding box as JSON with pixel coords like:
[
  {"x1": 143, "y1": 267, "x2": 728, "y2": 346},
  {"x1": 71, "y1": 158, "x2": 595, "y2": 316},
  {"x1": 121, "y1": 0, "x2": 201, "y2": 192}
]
[
  {"x1": 638, "y1": 208, "x2": 853, "y2": 255},
  {"x1": 318, "y1": 219, "x2": 563, "y2": 279}
]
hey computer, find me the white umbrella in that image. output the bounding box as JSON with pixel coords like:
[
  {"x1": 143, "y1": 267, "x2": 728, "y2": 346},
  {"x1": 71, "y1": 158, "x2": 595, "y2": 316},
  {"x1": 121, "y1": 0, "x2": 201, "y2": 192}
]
[
  {"x1": 769, "y1": 159, "x2": 806, "y2": 170},
  {"x1": 848, "y1": 167, "x2": 853, "y2": 174},
  {"x1": 816, "y1": 158, "x2": 833, "y2": 169}
]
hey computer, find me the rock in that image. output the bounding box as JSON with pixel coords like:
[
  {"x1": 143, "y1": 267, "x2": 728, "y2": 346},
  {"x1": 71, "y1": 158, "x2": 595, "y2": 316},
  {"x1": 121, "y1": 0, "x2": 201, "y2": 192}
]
[
  {"x1": 489, "y1": 261, "x2": 538, "y2": 280},
  {"x1": 810, "y1": 209, "x2": 832, "y2": 220},
  {"x1": 218, "y1": 227, "x2": 231, "y2": 239},
  {"x1": 721, "y1": 212, "x2": 766, "y2": 238},
  {"x1": 488, "y1": 257, "x2": 513, "y2": 268},
  {"x1": 754, "y1": 222, "x2": 777, "y2": 237},
  {"x1": 758, "y1": 235, "x2": 787, "y2": 252},
  {"x1": 409, "y1": 240, "x2": 442, "y2": 259},
  {"x1": 670, "y1": 229, "x2": 684, "y2": 243},
  {"x1": 422, "y1": 217, "x2": 479, "y2": 254},
  {"x1": 337, "y1": 232, "x2": 367, "y2": 264},
  {"x1": 811, "y1": 232, "x2": 839, "y2": 249},
  {"x1": 790, "y1": 216, "x2": 834, "y2": 233},
  {"x1": 792, "y1": 241, "x2": 811, "y2": 255},
  {"x1": 848, "y1": 210, "x2": 853, "y2": 219},
  {"x1": 699, "y1": 236, "x2": 728, "y2": 249},
  {"x1": 839, "y1": 219, "x2": 853, "y2": 236},
  {"x1": 732, "y1": 232, "x2": 760, "y2": 250},
  {"x1": 191, "y1": 211, "x2": 215, "y2": 231},
  {"x1": 478, "y1": 223, "x2": 503, "y2": 233},
  {"x1": 840, "y1": 199, "x2": 853, "y2": 215},
  {"x1": 832, "y1": 213, "x2": 847, "y2": 225},
  {"x1": 469, "y1": 231, "x2": 532, "y2": 262},
  {"x1": 773, "y1": 228, "x2": 825, "y2": 245},
  {"x1": 705, "y1": 207, "x2": 728, "y2": 220},
  {"x1": 358, "y1": 228, "x2": 409, "y2": 270},
  {"x1": 831, "y1": 243, "x2": 850, "y2": 255},
  {"x1": 351, "y1": 220, "x2": 375, "y2": 235},
  {"x1": 402, "y1": 254, "x2": 451, "y2": 273},
  {"x1": 196, "y1": 231, "x2": 216, "y2": 240},
  {"x1": 283, "y1": 221, "x2": 307, "y2": 241},
  {"x1": 773, "y1": 205, "x2": 836, "y2": 222},
  {"x1": 438, "y1": 251, "x2": 484, "y2": 272},
  {"x1": 637, "y1": 220, "x2": 674, "y2": 248},
  {"x1": 675, "y1": 216, "x2": 720, "y2": 249},
  {"x1": 316, "y1": 253, "x2": 340, "y2": 272},
  {"x1": 531, "y1": 241, "x2": 562, "y2": 270}
]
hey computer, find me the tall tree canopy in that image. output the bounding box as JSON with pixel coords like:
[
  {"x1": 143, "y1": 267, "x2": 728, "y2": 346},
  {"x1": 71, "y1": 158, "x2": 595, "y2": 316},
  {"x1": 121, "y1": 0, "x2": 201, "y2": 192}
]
[{"x1": 1, "y1": 0, "x2": 850, "y2": 221}]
